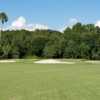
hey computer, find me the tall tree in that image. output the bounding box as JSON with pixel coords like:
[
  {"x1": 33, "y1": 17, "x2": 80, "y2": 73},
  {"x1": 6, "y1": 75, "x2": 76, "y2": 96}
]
[{"x1": 0, "y1": 12, "x2": 8, "y2": 40}]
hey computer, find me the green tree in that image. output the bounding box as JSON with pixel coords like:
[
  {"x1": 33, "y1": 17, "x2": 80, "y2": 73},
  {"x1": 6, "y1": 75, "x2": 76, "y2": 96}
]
[
  {"x1": 63, "y1": 40, "x2": 79, "y2": 58},
  {"x1": 0, "y1": 12, "x2": 8, "y2": 40},
  {"x1": 72, "y1": 22, "x2": 82, "y2": 33},
  {"x1": 79, "y1": 43, "x2": 90, "y2": 59},
  {"x1": 43, "y1": 32, "x2": 65, "y2": 58}
]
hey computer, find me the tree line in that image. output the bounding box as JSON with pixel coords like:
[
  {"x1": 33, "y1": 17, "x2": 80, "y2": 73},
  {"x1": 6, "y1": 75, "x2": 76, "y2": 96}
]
[
  {"x1": 0, "y1": 12, "x2": 100, "y2": 60},
  {"x1": 0, "y1": 23, "x2": 100, "y2": 60}
]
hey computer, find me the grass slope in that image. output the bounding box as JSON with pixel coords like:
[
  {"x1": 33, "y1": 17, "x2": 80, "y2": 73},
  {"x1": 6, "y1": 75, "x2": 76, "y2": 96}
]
[{"x1": 0, "y1": 61, "x2": 100, "y2": 100}]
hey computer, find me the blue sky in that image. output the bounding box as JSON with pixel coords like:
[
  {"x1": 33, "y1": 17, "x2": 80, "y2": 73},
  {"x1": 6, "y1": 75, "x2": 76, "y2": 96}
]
[{"x1": 0, "y1": 0, "x2": 100, "y2": 30}]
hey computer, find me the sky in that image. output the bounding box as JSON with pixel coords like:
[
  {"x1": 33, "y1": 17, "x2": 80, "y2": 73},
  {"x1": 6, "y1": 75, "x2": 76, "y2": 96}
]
[{"x1": 0, "y1": 0, "x2": 100, "y2": 31}]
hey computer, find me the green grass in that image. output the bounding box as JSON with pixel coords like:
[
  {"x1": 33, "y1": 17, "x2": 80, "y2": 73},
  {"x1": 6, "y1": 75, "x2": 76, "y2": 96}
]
[{"x1": 0, "y1": 60, "x2": 100, "y2": 100}]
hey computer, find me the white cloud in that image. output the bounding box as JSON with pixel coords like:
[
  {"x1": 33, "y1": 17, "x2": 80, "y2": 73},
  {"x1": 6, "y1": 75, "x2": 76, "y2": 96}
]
[
  {"x1": 33, "y1": 24, "x2": 48, "y2": 30},
  {"x1": 11, "y1": 16, "x2": 26, "y2": 29},
  {"x1": 9, "y1": 16, "x2": 48, "y2": 31},
  {"x1": 95, "y1": 20, "x2": 100, "y2": 27},
  {"x1": 4, "y1": 17, "x2": 79, "y2": 32},
  {"x1": 59, "y1": 18, "x2": 78, "y2": 32},
  {"x1": 59, "y1": 25, "x2": 67, "y2": 32},
  {"x1": 69, "y1": 18, "x2": 78, "y2": 27},
  {"x1": 24, "y1": 24, "x2": 48, "y2": 31}
]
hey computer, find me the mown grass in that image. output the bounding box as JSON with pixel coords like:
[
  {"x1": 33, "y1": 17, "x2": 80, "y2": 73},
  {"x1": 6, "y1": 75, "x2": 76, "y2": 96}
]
[{"x1": 0, "y1": 60, "x2": 100, "y2": 100}]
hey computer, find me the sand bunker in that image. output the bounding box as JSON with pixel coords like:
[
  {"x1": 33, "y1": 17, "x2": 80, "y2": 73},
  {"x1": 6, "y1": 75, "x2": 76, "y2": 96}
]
[
  {"x1": 0, "y1": 60, "x2": 16, "y2": 63},
  {"x1": 85, "y1": 60, "x2": 100, "y2": 64},
  {"x1": 34, "y1": 59, "x2": 75, "y2": 64}
]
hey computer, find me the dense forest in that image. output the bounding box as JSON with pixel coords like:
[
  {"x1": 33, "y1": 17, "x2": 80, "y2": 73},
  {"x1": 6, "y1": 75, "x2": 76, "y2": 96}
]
[{"x1": 0, "y1": 23, "x2": 100, "y2": 60}]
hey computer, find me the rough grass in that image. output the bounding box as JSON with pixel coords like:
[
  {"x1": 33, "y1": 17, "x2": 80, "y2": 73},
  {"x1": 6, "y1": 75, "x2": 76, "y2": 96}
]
[{"x1": 0, "y1": 60, "x2": 100, "y2": 100}]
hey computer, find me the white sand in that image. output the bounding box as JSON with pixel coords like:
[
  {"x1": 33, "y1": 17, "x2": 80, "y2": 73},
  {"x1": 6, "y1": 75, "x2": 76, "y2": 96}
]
[
  {"x1": 0, "y1": 60, "x2": 16, "y2": 63},
  {"x1": 85, "y1": 60, "x2": 100, "y2": 64},
  {"x1": 34, "y1": 59, "x2": 75, "y2": 64}
]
